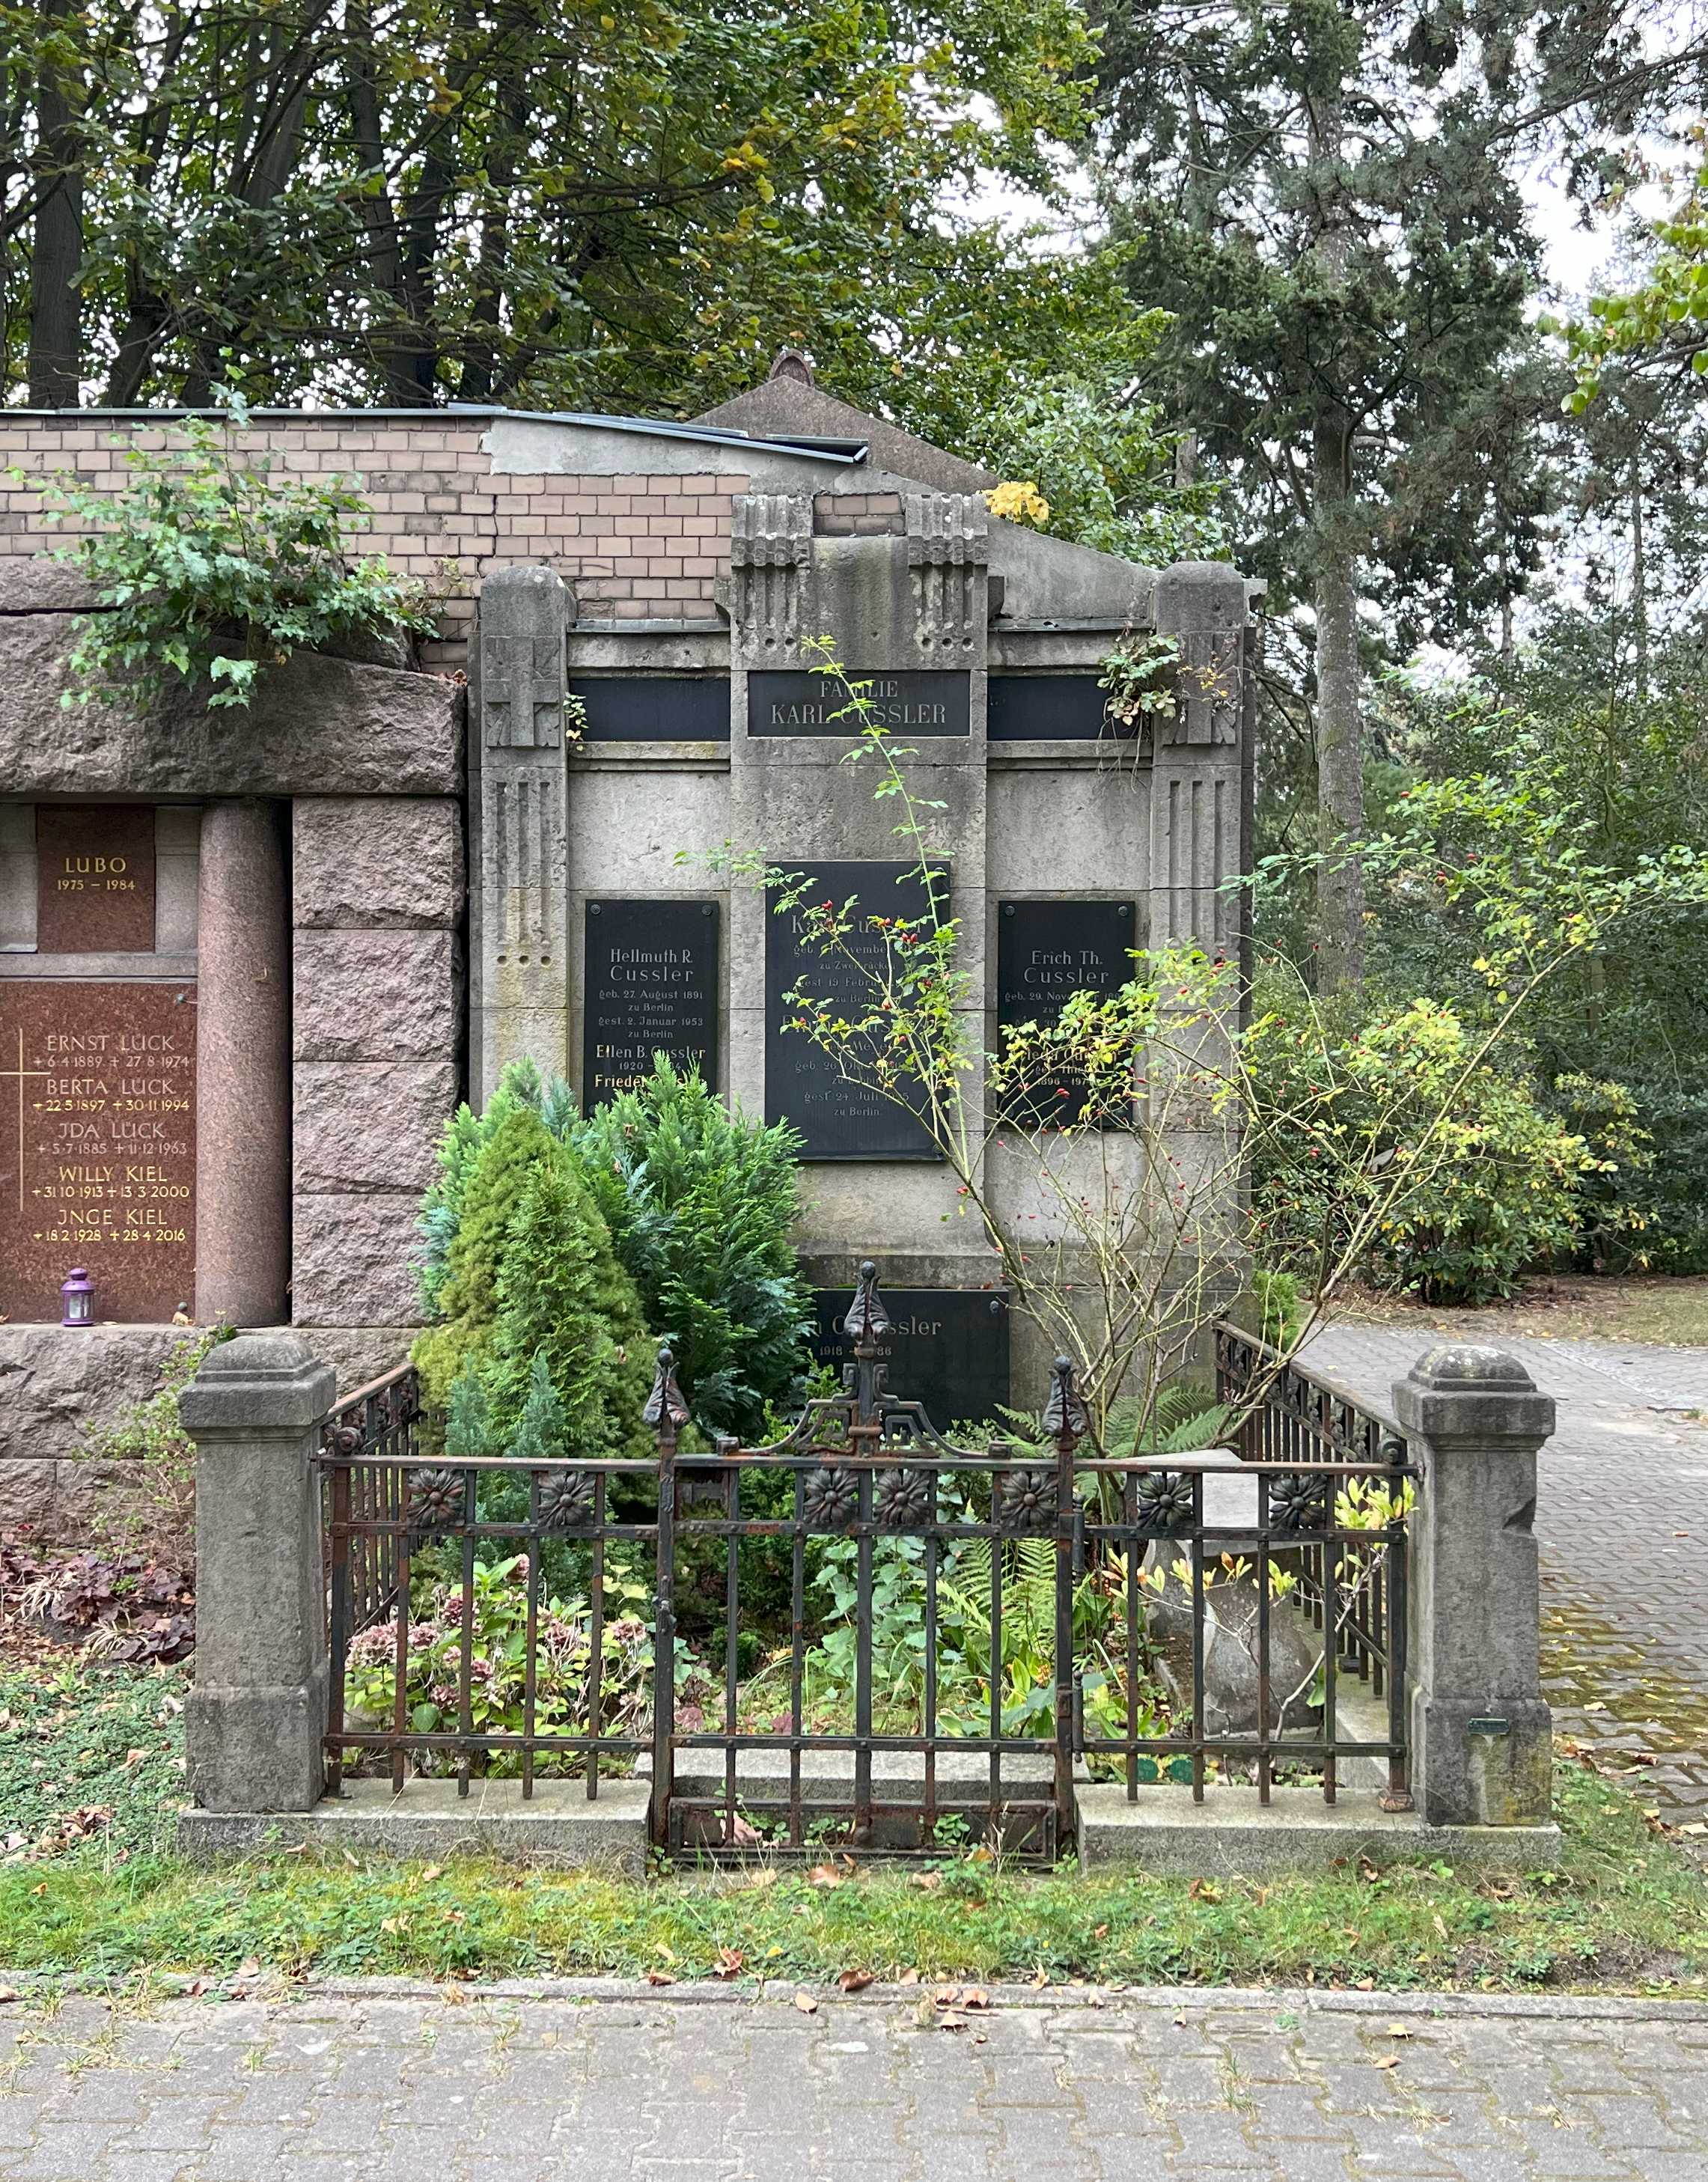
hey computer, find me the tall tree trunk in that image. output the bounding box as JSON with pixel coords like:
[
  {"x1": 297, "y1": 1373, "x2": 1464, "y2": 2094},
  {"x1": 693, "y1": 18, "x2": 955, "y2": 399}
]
[
  {"x1": 1308, "y1": 80, "x2": 1364, "y2": 991},
  {"x1": 26, "y1": 0, "x2": 82, "y2": 406},
  {"x1": 1630, "y1": 443, "x2": 1648, "y2": 701}
]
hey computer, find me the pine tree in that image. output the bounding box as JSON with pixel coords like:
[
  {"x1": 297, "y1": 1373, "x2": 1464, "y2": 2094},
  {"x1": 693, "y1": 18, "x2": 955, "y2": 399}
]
[
  {"x1": 575, "y1": 1058, "x2": 811, "y2": 1439},
  {"x1": 506, "y1": 1350, "x2": 568, "y2": 1464},
  {"x1": 484, "y1": 1151, "x2": 654, "y2": 1457}
]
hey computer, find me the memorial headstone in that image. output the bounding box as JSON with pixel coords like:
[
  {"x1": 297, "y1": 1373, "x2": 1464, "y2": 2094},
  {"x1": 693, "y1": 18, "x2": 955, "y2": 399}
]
[
  {"x1": 987, "y1": 675, "x2": 1116, "y2": 742},
  {"x1": 35, "y1": 805, "x2": 156, "y2": 953},
  {"x1": 811, "y1": 1287, "x2": 1010, "y2": 1423},
  {"x1": 582, "y1": 900, "x2": 719, "y2": 1107},
  {"x1": 996, "y1": 899, "x2": 1136, "y2": 1125},
  {"x1": 0, "y1": 980, "x2": 197, "y2": 1322},
  {"x1": 748, "y1": 670, "x2": 970, "y2": 737},
  {"x1": 765, "y1": 860, "x2": 948, "y2": 1159}
]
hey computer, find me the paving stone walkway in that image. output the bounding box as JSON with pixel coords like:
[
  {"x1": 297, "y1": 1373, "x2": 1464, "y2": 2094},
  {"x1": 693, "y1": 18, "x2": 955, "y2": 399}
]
[
  {"x1": 1302, "y1": 1325, "x2": 1708, "y2": 1849},
  {"x1": 3, "y1": 1984, "x2": 1707, "y2": 2182}
]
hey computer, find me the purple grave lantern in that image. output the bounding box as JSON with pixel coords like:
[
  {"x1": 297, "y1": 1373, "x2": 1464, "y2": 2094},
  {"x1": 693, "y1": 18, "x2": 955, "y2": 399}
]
[{"x1": 60, "y1": 1267, "x2": 95, "y2": 1329}]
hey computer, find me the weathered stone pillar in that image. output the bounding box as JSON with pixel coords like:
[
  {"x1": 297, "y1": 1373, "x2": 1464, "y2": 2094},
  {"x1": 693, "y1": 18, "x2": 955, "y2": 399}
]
[
  {"x1": 180, "y1": 1331, "x2": 334, "y2": 1812},
  {"x1": 472, "y1": 564, "x2": 570, "y2": 1098},
  {"x1": 196, "y1": 799, "x2": 290, "y2": 1324},
  {"x1": 1394, "y1": 1344, "x2": 1557, "y2": 1826}
]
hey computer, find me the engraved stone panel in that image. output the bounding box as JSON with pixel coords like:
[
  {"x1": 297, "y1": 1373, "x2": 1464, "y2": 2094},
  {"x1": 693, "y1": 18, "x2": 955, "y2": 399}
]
[
  {"x1": 0, "y1": 980, "x2": 196, "y2": 1322},
  {"x1": 811, "y1": 1287, "x2": 1009, "y2": 1422},
  {"x1": 766, "y1": 860, "x2": 948, "y2": 1161},
  {"x1": 996, "y1": 899, "x2": 1135, "y2": 1126},
  {"x1": 35, "y1": 805, "x2": 156, "y2": 952},
  {"x1": 582, "y1": 900, "x2": 719, "y2": 1107},
  {"x1": 569, "y1": 677, "x2": 730, "y2": 741}
]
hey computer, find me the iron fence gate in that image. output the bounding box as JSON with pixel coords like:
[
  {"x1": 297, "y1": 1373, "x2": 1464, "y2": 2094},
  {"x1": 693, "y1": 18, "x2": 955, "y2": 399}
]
[{"x1": 315, "y1": 1271, "x2": 1415, "y2": 1857}]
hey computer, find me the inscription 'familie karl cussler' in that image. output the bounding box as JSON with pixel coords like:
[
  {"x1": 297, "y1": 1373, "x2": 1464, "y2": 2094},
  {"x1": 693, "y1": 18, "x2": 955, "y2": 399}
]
[{"x1": 767, "y1": 679, "x2": 948, "y2": 730}]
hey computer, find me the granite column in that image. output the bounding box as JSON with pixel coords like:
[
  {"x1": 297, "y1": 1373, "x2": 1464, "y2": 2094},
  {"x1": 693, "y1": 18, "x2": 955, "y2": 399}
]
[{"x1": 195, "y1": 798, "x2": 290, "y2": 1325}]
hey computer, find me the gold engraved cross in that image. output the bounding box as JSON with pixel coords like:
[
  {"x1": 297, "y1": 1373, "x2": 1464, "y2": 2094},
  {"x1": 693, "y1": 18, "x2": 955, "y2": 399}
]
[{"x1": 0, "y1": 1027, "x2": 52, "y2": 1213}]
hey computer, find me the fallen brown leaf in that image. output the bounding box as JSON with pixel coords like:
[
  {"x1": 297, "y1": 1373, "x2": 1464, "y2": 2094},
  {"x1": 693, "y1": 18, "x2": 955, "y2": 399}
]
[
  {"x1": 807, "y1": 1863, "x2": 843, "y2": 1889},
  {"x1": 837, "y1": 1969, "x2": 873, "y2": 1993},
  {"x1": 1374, "y1": 2055, "x2": 1400, "y2": 2070},
  {"x1": 714, "y1": 1948, "x2": 745, "y2": 1981},
  {"x1": 793, "y1": 1991, "x2": 819, "y2": 2014},
  {"x1": 645, "y1": 1969, "x2": 676, "y2": 1987}
]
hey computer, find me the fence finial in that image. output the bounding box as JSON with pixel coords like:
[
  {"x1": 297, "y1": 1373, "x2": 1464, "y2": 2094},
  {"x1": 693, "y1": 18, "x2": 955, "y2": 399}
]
[
  {"x1": 644, "y1": 1341, "x2": 690, "y2": 1445},
  {"x1": 842, "y1": 1259, "x2": 891, "y2": 1347},
  {"x1": 1043, "y1": 1354, "x2": 1087, "y2": 1445}
]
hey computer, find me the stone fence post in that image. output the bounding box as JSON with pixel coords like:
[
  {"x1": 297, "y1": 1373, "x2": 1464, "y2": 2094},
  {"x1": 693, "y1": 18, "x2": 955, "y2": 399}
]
[
  {"x1": 1394, "y1": 1344, "x2": 1557, "y2": 1827},
  {"x1": 180, "y1": 1331, "x2": 335, "y2": 1813}
]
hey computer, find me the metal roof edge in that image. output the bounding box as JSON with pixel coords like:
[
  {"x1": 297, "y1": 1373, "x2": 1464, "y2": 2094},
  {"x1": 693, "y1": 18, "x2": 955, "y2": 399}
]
[{"x1": 0, "y1": 402, "x2": 870, "y2": 466}]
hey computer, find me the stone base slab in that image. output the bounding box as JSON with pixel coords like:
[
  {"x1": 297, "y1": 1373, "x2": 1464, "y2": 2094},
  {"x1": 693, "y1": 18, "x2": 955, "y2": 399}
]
[
  {"x1": 1076, "y1": 1782, "x2": 1561, "y2": 1876},
  {"x1": 175, "y1": 1777, "x2": 650, "y2": 1874}
]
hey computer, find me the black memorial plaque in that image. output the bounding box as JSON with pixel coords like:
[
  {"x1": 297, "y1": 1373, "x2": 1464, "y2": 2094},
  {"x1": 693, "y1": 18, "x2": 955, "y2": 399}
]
[
  {"x1": 569, "y1": 676, "x2": 730, "y2": 741},
  {"x1": 748, "y1": 670, "x2": 969, "y2": 737},
  {"x1": 988, "y1": 674, "x2": 1119, "y2": 742},
  {"x1": 812, "y1": 1287, "x2": 1010, "y2": 1424},
  {"x1": 996, "y1": 898, "x2": 1136, "y2": 1126},
  {"x1": 766, "y1": 859, "x2": 948, "y2": 1160},
  {"x1": 583, "y1": 900, "x2": 719, "y2": 1109}
]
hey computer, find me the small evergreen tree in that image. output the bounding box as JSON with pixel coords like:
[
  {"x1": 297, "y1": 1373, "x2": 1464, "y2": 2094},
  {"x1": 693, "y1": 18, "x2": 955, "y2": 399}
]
[
  {"x1": 507, "y1": 1350, "x2": 568, "y2": 1464},
  {"x1": 412, "y1": 1103, "x2": 561, "y2": 1407},
  {"x1": 484, "y1": 1151, "x2": 654, "y2": 1456},
  {"x1": 575, "y1": 1057, "x2": 811, "y2": 1439},
  {"x1": 415, "y1": 1058, "x2": 552, "y2": 1313},
  {"x1": 443, "y1": 1363, "x2": 492, "y2": 1460}
]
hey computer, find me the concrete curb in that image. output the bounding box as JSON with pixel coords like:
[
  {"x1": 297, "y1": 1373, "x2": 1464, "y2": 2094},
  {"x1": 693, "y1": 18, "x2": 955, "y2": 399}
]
[{"x1": 4, "y1": 1971, "x2": 1706, "y2": 2023}]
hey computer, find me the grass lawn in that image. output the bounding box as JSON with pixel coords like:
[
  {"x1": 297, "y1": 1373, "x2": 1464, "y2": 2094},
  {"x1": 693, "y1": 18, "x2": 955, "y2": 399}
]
[{"x1": 2, "y1": 1657, "x2": 1707, "y2": 1997}]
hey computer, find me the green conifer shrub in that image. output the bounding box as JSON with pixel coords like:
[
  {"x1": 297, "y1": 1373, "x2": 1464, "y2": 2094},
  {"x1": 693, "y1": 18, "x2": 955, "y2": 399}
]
[
  {"x1": 412, "y1": 1103, "x2": 561, "y2": 1408},
  {"x1": 484, "y1": 1152, "x2": 653, "y2": 1457},
  {"x1": 507, "y1": 1351, "x2": 569, "y2": 1463},
  {"x1": 444, "y1": 1365, "x2": 492, "y2": 1460},
  {"x1": 575, "y1": 1058, "x2": 811, "y2": 1439},
  {"x1": 415, "y1": 1058, "x2": 549, "y2": 1314}
]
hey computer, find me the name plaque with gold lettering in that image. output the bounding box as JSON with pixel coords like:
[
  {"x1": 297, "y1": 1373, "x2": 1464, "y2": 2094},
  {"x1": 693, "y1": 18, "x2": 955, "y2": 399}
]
[
  {"x1": 748, "y1": 671, "x2": 969, "y2": 737},
  {"x1": 35, "y1": 805, "x2": 156, "y2": 954},
  {"x1": 582, "y1": 900, "x2": 719, "y2": 1109},
  {"x1": 0, "y1": 981, "x2": 197, "y2": 1322}
]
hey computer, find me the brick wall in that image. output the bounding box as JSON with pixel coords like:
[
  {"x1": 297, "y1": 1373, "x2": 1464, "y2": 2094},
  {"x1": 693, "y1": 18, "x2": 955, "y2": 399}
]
[
  {"x1": 0, "y1": 415, "x2": 748, "y2": 672},
  {"x1": 814, "y1": 490, "x2": 903, "y2": 537}
]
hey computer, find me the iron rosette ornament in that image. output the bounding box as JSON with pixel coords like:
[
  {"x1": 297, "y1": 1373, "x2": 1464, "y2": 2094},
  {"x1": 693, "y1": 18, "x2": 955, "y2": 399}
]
[
  {"x1": 405, "y1": 1466, "x2": 465, "y2": 1542},
  {"x1": 873, "y1": 1467, "x2": 932, "y2": 1531},
  {"x1": 801, "y1": 1465, "x2": 861, "y2": 1532},
  {"x1": 1267, "y1": 1472, "x2": 1330, "y2": 1532},
  {"x1": 537, "y1": 1469, "x2": 597, "y2": 1531},
  {"x1": 1133, "y1": 1469, "x2": 1196, "y2": 1538},
  {"x1": 996, "y1": 1466, "x2": 1056, "y2": 1534}
]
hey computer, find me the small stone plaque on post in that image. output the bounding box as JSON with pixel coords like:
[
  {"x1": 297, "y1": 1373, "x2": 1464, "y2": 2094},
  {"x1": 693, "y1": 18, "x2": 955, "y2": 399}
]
[
  {"x1": 0, "y1": 980, "x2": 197, "y2": 1322},
  {"x1": 812, "y1": 1288, "x2": 1009, "y2": 1422},
  {"x1": 765, "y1": 860, "x2": 948, "y2": 1160},
  {"x1": 996, "y1": 899, "x2": 1136, "y2": 1126},
  {"x1": 583, "y1": 900, "x2": 719, "y2": 1108},
  {"x1": 35, "y1": 805, "x2": 156, "y2": 953}
]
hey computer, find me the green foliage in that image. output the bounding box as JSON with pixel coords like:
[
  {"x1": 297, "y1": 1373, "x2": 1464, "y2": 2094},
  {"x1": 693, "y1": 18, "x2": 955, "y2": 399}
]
[
  {"x1": 1248, "y1": 993, "x2": 1612, "y2": 1304},
  {"x1": 1558, "y1": 165, "x2": 1708, "y2": 401},
  {"x1": 78, "y1": 1326, "x2": 235, "y2": 1557},
  {"x1": 3, "y1": 0, "x2": 1112, "y2": 424},
  {"x1": 484, "y1": 1149, "x2": 653, "y2": 1459},
  {"x1": 961, "y1": 368, "x2": 1224, "y2": 566},
  {"x1": 412, "y1": 1105, "x2": 562, "y2": 1410},
  {"x1": 25, "y1": 390, "x2": 432, "y2": 711},
  {"x1": 343, "y1": 1555, "x2": 653, "y2": 1776},
  {"x1": 0, "y1": 1660, "x2": 189, "y2": 1866},
  {"x1": 574, "y1": 1058, "x2": 811, "y2": 1439},
  {"x1": 444, "y1": 1365, "x2": 492, "y2": 1463},
  {"x1": 506, "y1": 1350, "x2": 567, "y2": 1465},
  {"x1": 1251, "y1": 1269, "x2": 1304, "y2": 1350}
]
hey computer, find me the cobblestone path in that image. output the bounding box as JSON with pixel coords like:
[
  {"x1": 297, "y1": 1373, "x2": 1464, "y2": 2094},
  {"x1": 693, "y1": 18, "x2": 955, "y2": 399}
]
[
  {"x1": 2, "y1": 1984, "x2": 1707, "y2": 2182},
  {"x1": 1302, "y1": 1326, "x2": 1708, "y2": 1850}
]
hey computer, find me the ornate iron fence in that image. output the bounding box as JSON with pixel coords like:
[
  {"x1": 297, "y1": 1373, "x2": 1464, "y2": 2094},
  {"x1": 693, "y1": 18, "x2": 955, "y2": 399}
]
[
  {"x1": 312, "y1": 1276, "x2": 1416, "y2": 1852},
  {"x1": 1216, "y1": 1323, "x2": 1413, "y2": 1811}
]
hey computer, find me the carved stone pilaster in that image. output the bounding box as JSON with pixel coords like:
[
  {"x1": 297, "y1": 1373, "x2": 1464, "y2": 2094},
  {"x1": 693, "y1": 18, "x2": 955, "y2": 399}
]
[
  {"x1": 478, "y1": 564, "x2": 567, "y2": 750},
  {"x1": 906, "y1": 493, "x2": 988, "y2": 654},
  {"x1": 729, "y1": 493, "x2": 814, "y2": 654}
]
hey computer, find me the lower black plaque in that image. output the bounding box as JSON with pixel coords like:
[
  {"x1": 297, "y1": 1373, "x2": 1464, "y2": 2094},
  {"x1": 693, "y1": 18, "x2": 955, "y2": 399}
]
[
  {"x1": 766, "y1": 861, "x2": 948, "y2": 1159},
  {"x1": 569, "y1": 677, "x2": 729, "y2": 741},
  {"x1": 996, "y1": 899, "x2": 1136, "y2": 1125},
  {"x1": 812, "y1": 1288, "x2": 1009, "y2": 1424},
  {"x1": 583, "y1": 900, "x2": 719, "y2": 1108},
  {"x1": 749, "y1": 670, "x2": 969, "y2": 737},
  {"x1": 988, "y1": 675, "x2": 1119, "y2": 741}
]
